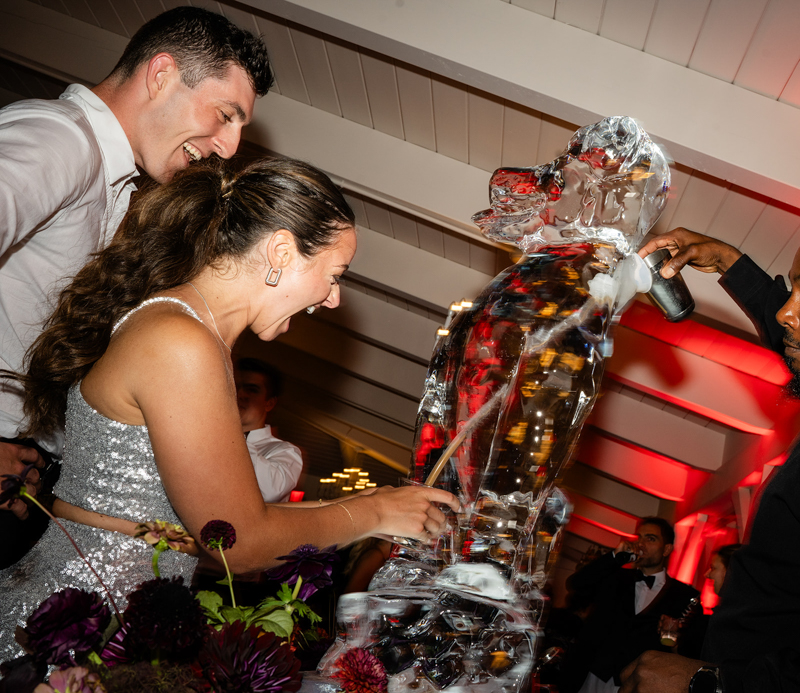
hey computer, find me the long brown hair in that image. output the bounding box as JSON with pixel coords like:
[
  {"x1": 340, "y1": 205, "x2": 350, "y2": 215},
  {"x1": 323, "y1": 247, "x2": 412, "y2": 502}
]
[{"x1": 15, "y1": 157, "x2": 354, "y2": 436}]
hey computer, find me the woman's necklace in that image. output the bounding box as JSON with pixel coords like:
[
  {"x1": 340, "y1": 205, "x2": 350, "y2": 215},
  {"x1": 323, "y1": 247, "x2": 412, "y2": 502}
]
[{"x1": 187, "y1": 282, "x2": 231, "y2": 351}]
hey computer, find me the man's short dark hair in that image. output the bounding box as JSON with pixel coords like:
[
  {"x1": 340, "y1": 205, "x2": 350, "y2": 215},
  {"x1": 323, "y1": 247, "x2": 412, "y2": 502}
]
[
  {"x1": 716, "y1": 543, "x2": 742, "y2": 569},
  {"x1": 237, "y1": 358, "x2": 283, "y2": 398},
  {"x1": 638, "y1": 516, "x2": 675, "y2": 545},
  {"x1": 109, "y1": 6, "x2": 273, "y2": 96}
]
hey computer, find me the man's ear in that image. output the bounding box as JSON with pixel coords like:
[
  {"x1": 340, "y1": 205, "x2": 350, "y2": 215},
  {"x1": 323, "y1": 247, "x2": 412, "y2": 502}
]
[
  {"x1": 144, "y1": 53, "x2": 179, "y2": 100},
  {"x1": 263, "y1": 396, "x2": 278, "y2": 414},
  {"x1": 663, "y1": 543, "x2": 674, "y2": 559}
]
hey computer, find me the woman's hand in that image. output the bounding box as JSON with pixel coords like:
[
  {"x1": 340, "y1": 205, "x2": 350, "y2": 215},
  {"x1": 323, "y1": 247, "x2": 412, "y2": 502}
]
[
  {"x1": 638, "y1": 227, "x2": 742, "y2": 278},
  {"x1": 367, "y1": 484, "x2": 460, "y2": 542}
]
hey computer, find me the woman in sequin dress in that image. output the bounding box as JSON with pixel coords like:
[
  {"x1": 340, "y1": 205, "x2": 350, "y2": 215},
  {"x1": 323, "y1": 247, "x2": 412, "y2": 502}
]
[{"x1": 0, "y1": 158, "x2": 458, "y2": 656}]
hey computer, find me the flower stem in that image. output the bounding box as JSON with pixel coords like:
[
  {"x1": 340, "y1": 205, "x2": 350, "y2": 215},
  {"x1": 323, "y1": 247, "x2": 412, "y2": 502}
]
[
  {"x1": 22, "y1": 491, "x2": 123, "y2": 623},
  {"x1": 291, "y1": 576, "x2": 303, "y2": 601},
  {"x1": 218, "y1": 547, "x2": 236, "y2": 609},
  {"x1": 152, "y1": 548, "x2": 162, "y2": 578}
]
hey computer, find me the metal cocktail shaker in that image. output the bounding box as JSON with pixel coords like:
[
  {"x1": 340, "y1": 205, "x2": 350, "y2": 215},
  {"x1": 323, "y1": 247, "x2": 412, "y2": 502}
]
[{"x1": 642, "y1": 248, "x2": 695, "y2": 322}]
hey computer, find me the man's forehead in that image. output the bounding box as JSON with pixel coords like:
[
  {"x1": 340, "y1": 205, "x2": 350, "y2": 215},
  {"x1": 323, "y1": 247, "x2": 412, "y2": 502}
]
[
  {"x1": 791, "y1": 247, "x2": 800, "y2": 279},
  {"x1": 637, "y1": 523, "x2": 662, "y2": 539},
  {"x1": 236, "y1": 371, "x2": 268, "y2": 387}
]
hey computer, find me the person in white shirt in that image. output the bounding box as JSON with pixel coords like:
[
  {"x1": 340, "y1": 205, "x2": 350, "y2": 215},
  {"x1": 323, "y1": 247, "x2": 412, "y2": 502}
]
[
  {"x1": 0, "y1": 6, "x2": 272, "y2": 535},
  {"x1": 236, "y1": 358, "x2": 304, "y2": 503}
]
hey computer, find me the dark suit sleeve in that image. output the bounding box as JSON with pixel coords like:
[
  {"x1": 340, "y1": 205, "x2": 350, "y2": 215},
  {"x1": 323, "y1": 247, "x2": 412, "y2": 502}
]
[
  {"x1": 716, "y1": 255, "x2": 799, "y2": 692},
  {"x1": 719, "y1": 254, "x2": 788, "y2": 354},
  {"x1": 567, "y1": 550, "x2": 629, "y2": 597},
  {"x1": 718, "y1": 650, "x2": 800, "y2": 693}
]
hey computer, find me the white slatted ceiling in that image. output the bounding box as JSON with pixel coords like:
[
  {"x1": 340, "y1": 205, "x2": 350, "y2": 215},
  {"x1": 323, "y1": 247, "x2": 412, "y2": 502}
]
[
  {"x1": 598, "y1": 0, "x2": 656, "y2": 51},
  {"x1": 689, "y1": 0, "x2": 768, "y2": 83},
  {"x1": 644, "y1": 0, "x2": 711, "y2": 65},
  {"x1": 734, "y1": 0, "x2": 800, "y2": 100},
  {"x1": 554, "y1": 0, "x2": 604, "y2": 33},
  {"x1": 58, "y1": 0, "x2": 100, "y2": 25}
]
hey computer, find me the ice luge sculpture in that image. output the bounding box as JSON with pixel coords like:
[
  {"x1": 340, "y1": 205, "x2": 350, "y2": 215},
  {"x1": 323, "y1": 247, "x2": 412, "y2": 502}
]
[{"x1": 319, "y1": 117, "x2": 670, "y2": 692}]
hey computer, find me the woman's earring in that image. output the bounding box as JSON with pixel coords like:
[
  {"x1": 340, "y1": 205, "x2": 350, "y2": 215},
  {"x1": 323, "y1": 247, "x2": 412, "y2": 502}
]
[{"x1": 265, "y1": 267, "x2": 282, "y2": 286}]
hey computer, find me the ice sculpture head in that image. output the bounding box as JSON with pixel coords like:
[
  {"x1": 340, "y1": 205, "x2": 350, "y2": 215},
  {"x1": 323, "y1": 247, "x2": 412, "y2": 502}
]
[{"x1": 472, "y1": 116, "x2": 670, "y2": 255}]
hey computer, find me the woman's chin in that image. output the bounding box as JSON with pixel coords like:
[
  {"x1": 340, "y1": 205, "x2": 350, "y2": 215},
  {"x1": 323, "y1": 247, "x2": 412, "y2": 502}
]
[{"x1": 259, "y1": 319, "x2": 290, "y2": 341}]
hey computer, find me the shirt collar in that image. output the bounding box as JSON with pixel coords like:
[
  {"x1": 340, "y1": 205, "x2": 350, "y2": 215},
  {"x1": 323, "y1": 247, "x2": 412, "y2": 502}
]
[
  {"x1": 247, "y1": 425, "x2": 273, "y2": 442},
  {"x1": 60, "y1": 84, "x2": 137, "y2": 187}
]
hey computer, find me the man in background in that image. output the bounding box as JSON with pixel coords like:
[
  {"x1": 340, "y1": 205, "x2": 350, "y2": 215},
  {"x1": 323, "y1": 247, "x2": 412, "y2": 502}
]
[
  {"x1": 565, "y1": 517, "x2": 699, "y2": 693},
  {"x1": 236, "y1": 358, "x2": 304, "y2": 502}
]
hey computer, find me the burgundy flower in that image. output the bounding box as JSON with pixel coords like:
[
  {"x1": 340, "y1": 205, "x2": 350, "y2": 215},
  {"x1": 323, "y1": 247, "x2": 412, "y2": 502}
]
[
  {"x1": 332, "y1": 648, "x2": 388, "y2": 693},
  {"x1": 45, "y1": 665, "x2": 104, "y2": 693},
  {"x1": 0, "y1": 464, "x2": 35, "y2": 505},
  {"x1": 194, "y1": 621, "x2": 302, "y2": 693},
  {"x1": 113, "y1": 577, "x2": 208, "y2": 664},
  {"x1": 266, "y1": 544, "x2": 339, "y2": 600},
  {"x1": 134, "y1": 520, "x2": 197, "y2": 554},
  {"x1": 23, "y1": 588, "x2": 110, "y2": 667},
  {"x1": 200, "y1": 520, "x2": 236, "y2": 552}
]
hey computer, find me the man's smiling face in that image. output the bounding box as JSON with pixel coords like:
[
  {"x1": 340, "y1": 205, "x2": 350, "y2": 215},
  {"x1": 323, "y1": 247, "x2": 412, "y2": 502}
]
[{"x1": 137, "y1": 62, "x2": 255, "y2": 183}]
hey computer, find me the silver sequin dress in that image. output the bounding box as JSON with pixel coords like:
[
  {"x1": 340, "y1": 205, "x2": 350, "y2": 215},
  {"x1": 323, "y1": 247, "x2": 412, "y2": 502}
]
[{"x1": 0, "y1": 298, "x2": 200, "y2": 659}]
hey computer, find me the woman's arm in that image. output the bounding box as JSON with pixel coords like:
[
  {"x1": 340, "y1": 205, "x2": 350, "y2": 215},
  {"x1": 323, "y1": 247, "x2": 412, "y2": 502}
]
[{"x1": 86, "y1": 309, "x2": 457, "y2": 573}]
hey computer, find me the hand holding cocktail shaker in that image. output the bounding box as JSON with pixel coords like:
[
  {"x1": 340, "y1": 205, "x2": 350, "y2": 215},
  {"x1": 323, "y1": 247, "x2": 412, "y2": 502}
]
[{"x1": 642, "y1": 248, "x2": 695, "y2": 322}]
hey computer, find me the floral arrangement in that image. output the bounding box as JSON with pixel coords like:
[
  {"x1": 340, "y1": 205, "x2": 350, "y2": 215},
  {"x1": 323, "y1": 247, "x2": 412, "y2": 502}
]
[{"x1": 0, "y1": 471, "x2": 352, "y2": 693}]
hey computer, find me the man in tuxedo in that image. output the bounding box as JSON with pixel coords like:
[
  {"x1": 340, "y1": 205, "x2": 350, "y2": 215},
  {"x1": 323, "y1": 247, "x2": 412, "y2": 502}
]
[{"x1": 565, "y1": 517, "x2": 699, "y2": 693}]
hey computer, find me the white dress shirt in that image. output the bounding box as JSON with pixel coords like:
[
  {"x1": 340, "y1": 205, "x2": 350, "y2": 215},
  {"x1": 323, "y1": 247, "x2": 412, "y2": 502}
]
[
  {"x1": 0, "y1": 84, "x2": 137, "y2": 449},
  {"x1": 635, "y1": 568, "x2": 666, "y2": 614},
  {"x1": 247, "y1": 425, "x2": 304, "y2": 502}
]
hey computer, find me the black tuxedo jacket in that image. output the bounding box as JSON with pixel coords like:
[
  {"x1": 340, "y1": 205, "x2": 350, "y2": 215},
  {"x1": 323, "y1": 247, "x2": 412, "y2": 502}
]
[{"x1": 564, "y1": 551, "x2": 699, "y2": 689}]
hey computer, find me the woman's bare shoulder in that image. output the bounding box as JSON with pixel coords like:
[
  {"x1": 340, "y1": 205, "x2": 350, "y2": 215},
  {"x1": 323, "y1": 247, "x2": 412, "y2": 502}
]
[{"x1": 83, "y1": 301, "x2": 231, "y2": 423}]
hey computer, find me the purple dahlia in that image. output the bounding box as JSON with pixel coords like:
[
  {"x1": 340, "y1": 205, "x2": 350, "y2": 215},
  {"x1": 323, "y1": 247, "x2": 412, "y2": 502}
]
[
  {"x1": 24, "y1": 588, "x2": 110, "y2": 667},
  {"x1": 195, "y1": 621, "x2": 302, "y2": 693},
  {"x1": 266, "y1": 544, "x2": 339, "y2": 600},
  {"x1": 115, "y1": 577, "x2": 208, "y2": 664}
]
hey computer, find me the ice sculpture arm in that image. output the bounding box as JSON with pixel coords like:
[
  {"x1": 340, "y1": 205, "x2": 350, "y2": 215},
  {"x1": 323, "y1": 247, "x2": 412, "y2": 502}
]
[{"x1": 638, "y1": 228, "x2": 742, "y2": 278}]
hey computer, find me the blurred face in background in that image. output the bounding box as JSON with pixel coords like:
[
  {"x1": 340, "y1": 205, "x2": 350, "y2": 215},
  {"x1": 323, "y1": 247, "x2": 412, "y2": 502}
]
[
  {"x1": 705, "y1": 553, "x2": 727, "y2": 595},
  {"x1": 235, "y1": 370, "x2": 275, "y2": 432}
]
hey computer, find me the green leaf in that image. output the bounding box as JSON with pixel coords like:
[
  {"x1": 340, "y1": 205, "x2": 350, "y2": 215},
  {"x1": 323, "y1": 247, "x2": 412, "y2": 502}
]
[
  {"x1": 255, "y1": 610, "x2": 294, "y2": 638},
  {"x1": 254, "y1": 597, "x2": 284, "y2": 613},
  {"x1": 219, "y1": 605, "x2": 255, "y2": 625},
  {"x1": 196, "y1": 591, "x2": 224, "y2": 621},
  {"x1": 276, "y1": 583, "x2": 294, "y2": 603},
  {"x1": 215, "y1": 575, "x2": 233, "y2": 588}
]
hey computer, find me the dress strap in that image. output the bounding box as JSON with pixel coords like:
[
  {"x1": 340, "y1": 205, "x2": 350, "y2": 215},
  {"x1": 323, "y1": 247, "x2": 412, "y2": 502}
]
[{"x1": 111, "y1": 297, "x2": 202, "y2": 335}]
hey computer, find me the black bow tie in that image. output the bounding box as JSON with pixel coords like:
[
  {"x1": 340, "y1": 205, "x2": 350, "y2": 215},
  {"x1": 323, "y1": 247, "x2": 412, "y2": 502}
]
[{"x1": 635, "y1": 571, "x2": 656, "y2": 589}]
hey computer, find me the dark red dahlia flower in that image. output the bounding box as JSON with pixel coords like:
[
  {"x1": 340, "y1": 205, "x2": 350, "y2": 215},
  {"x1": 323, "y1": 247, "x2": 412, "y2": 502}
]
[
  {"x1": 332, "y1": 648, "x2": 388, "y2": 693},
  {"x1": 266, "y1": 544, "x2": 339, "y2": 600},
  {"x1": 23, "y1": 588, "x2": 110, "y2": 667},
  {"x1": 195, "y1": 621, "x2": 302, "y2": 693},
  {"x1": 118, "y1": 577, "x2": 208, "y2": 664},
  {"x1": 200, "y1": 520, "x2": 236, "y2": 552}
]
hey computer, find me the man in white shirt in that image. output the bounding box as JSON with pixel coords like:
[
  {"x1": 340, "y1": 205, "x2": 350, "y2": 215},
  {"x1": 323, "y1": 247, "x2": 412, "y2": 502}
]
[
  {"x1": 237, "y1": 358, "x2": 304, "y2": 503},
  {"x1": 0, "y1": 7, "x2": 272, "y2": 528}
]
